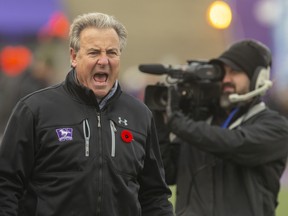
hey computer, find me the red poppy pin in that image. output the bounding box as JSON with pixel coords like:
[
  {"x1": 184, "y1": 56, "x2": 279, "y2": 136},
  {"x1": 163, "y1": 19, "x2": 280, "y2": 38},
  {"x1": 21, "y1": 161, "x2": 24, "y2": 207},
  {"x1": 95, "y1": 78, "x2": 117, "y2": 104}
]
[{"x1": 121, "y1": 130, "x2": 133, "y2": 143}]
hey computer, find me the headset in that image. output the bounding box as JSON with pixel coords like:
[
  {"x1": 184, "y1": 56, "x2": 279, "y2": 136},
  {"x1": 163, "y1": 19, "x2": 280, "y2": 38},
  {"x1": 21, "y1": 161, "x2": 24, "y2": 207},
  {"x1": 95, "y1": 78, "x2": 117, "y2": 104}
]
[{"x1": 228, "y1": 40, "x2": 273, "y2": 103}]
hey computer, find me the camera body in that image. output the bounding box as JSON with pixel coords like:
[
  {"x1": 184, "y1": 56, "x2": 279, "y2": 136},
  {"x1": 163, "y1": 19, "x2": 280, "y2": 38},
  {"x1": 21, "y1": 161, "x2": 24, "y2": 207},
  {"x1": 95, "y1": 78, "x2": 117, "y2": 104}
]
[{"x1": 139, "y1": 60, "x2": 224, "y2": 113}]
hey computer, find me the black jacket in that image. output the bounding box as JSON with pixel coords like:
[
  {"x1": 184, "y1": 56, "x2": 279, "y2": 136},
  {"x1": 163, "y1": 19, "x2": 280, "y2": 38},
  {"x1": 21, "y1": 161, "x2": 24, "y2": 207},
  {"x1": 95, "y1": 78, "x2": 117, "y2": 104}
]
[
  {"x1": 159, "y1": 102, "x2": 288, "y2": 216},
  {"x1": 0, "y1": 70, "x2": 173, "y2": 216}
]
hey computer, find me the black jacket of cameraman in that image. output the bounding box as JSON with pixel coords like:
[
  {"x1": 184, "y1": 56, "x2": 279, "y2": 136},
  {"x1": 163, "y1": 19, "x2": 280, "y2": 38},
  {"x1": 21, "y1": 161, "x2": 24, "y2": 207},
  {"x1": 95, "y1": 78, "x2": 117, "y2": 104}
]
[{"x1": 157, "y1": 101, "x2": 288, "y2": 216}]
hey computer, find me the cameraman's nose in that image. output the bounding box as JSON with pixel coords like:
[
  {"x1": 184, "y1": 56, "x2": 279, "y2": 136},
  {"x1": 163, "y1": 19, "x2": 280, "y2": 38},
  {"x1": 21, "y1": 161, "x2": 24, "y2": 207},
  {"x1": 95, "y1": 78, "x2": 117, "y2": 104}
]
[
  {"x1": 223, "y1": 72, "x2": 231, "y2": 83},
  {"x1": 222, "y1": 67, "x2": 234, "y2": 83}
]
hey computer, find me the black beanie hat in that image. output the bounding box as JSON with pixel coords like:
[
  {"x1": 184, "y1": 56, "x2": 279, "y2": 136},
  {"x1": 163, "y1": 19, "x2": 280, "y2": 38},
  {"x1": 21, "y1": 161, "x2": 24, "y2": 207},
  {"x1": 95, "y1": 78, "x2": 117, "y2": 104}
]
[{"x1": 211, "y1": 39, "x2": 272, "y2": 79}]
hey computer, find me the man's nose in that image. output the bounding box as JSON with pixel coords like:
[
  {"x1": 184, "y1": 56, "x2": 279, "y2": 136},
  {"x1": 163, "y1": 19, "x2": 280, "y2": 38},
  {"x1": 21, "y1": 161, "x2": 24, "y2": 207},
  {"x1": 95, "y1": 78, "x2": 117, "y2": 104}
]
[
  {"x1": 97, "y1": 56, "x2": 109, "y2": 65},
  {"x1": 222, "y1": 71, "x2": 232, "y2": 83}
]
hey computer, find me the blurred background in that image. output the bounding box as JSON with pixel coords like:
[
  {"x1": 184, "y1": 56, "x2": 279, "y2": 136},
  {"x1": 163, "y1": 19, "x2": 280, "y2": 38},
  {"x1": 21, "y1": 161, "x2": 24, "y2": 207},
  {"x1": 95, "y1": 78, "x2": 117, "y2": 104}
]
[{"x1": 0, "y1": 0, "x2": 287, "y2": 214}]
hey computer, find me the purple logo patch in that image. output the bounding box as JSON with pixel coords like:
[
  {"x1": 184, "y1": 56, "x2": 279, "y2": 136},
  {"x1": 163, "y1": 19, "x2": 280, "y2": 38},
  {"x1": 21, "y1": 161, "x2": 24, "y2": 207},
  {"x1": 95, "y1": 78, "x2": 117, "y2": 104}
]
[{"x1": 56, "y1": 128, "x2": 73, "y2": 142}]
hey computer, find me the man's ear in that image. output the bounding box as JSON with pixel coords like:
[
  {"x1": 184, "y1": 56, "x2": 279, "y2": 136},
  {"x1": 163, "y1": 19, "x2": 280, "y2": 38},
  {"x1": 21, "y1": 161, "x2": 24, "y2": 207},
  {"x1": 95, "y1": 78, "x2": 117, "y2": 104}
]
[{"x1": 70, "y1": 48, "x2": 77, "y2": 67}]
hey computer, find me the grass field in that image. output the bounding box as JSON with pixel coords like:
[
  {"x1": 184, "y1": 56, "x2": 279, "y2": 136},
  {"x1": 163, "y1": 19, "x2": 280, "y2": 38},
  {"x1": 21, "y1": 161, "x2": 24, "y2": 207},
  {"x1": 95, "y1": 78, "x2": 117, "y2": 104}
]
[
  {"x1": 169, "y1": 186, "x2": 288, "y2": 215},
  {"x1": 276, "y1": 188, "x2": 288, "y2": 216}
]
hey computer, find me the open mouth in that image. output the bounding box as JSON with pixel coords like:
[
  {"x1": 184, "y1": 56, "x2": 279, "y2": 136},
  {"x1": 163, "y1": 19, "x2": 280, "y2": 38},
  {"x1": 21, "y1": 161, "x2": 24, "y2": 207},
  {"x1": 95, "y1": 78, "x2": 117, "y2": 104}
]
[{"x1": 93, "y1": 73, "x2": 108, "y2": 83}]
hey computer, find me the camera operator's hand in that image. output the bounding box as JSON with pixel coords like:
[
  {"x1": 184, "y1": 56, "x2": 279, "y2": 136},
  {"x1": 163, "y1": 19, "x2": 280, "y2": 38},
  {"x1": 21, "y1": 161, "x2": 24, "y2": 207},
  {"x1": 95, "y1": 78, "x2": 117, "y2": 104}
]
[{"x1": 166, "y1": 86, "x2": 180, "y2": 118}]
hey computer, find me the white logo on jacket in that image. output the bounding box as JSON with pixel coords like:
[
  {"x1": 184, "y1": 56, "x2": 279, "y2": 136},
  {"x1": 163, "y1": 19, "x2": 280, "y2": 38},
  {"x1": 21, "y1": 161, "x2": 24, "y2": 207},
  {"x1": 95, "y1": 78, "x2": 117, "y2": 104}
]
[{"x1": 118, "y1": 117, "x2": 128, "y2": 126}]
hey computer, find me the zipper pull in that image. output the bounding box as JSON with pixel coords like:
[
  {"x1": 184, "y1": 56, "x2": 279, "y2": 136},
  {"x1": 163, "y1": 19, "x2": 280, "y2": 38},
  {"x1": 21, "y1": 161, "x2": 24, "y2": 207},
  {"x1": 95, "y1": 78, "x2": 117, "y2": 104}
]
[
  {"x1": 110, "y1": 120, "x2": 117, "y2": 157},
  {"x1": 97, "y1": 114, "x2": 101, "y2": 128},
  {"x1": 83, "y1": 119, "x2": 91, "y2": 157}
]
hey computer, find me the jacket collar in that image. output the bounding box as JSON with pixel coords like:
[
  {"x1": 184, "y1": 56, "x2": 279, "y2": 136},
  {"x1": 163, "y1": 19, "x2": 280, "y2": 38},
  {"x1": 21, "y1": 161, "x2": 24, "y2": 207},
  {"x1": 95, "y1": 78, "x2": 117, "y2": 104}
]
[
  {"x1": 207, "y1": 102, "x2": 266, "y2": 129},
  {"x1": 64, "y1": 69, "x2": 121, "y2": 109},
  {"x1": 228, "y1": 102, "x2": 266, "y2": 129}
]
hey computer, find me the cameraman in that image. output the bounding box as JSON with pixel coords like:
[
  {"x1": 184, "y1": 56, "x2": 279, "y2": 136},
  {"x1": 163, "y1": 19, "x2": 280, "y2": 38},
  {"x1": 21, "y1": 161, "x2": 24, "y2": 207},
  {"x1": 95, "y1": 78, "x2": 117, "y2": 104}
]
[{"x1": 156, "y1": 39, "x2": 288, "y2": 216}]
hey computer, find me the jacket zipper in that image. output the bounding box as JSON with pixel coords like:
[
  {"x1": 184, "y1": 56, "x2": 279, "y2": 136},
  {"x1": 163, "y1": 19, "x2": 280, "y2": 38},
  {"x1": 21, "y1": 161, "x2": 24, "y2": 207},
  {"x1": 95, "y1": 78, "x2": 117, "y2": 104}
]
[
  {"x1": 96, "y1": 112, "x2": 102, "y2": 216},
  {"x1": 97, "y1": 114, "x2": 101, "y2": 127},
  {"x1": 83, "y1": 119, "x2": 91, "y2": 157},
  {"x1": 110, "y1": 120, "x2": 117, "y2": 157}
]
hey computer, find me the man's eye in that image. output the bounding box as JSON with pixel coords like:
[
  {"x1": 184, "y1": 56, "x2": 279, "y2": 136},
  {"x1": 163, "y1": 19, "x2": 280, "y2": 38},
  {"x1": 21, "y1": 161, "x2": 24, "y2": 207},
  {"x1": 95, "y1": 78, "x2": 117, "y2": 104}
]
[
  {"x1": 88, "y1": 50, "x2": 120, "y2": 58},
  {"x1": 106, "y1": 50, "x2": 119, "y2": 57},
  {"x1": 89, "y1": 51, "x2": 101, "y2": 55}
]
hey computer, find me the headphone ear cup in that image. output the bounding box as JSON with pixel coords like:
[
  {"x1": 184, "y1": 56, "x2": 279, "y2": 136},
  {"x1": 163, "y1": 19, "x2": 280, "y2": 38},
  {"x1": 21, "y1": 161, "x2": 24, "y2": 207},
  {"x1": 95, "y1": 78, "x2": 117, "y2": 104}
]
[{"x1": 250, "y1": 66, "x2": 270, "y2": 91}]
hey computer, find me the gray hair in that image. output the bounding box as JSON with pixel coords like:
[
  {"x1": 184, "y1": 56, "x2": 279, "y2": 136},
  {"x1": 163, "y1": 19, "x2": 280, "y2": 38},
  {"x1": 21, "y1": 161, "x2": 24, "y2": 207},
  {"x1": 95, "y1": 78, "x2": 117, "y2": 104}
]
[{"x1": 69, "y1": 12, "x2": 128, "y2": 53}]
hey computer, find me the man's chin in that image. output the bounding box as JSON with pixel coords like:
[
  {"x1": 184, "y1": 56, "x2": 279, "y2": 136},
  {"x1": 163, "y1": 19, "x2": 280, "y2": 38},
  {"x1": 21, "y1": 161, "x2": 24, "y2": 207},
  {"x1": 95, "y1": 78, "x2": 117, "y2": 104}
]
[{"x1": 220, "y1": 94, "x2": 233, "y2": 109}]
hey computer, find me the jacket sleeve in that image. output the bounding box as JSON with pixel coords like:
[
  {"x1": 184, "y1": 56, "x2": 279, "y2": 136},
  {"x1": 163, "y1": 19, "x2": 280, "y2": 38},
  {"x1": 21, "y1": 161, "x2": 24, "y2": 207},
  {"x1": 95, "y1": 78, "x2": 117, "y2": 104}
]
[
  {"x1": 168, "y1": 110, "x2": 288, "y2": 167},
  {"x1": 153, "y1": 110, "x2": 180, "y2": 185},
  {"x1": 0, "y1": 101, "x2": 35, "y2": 215},
  {"x1": 138, "y1": 114, "x2": 174, "y2": 216}
]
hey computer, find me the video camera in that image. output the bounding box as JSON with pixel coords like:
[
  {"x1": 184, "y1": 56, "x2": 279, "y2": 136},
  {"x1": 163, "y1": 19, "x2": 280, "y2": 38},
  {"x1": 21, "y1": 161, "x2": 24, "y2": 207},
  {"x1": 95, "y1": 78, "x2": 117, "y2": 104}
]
[{"x1": 139, "y1": 60, "x2": 224, "y2": 114}]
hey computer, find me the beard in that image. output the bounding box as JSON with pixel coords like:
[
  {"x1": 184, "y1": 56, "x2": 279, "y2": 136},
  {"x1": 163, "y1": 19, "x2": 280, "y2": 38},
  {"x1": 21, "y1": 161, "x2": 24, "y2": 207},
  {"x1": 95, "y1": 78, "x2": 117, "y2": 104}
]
[
  {"x1": 220, "y1": 93, "x2": 233, "y2": 109},
  {"x1": 220, "y1": 82, "x2": 251, "y2": 109},
  {"x1": 220, "y1": 82, "x2": 236, "y2": 109}
]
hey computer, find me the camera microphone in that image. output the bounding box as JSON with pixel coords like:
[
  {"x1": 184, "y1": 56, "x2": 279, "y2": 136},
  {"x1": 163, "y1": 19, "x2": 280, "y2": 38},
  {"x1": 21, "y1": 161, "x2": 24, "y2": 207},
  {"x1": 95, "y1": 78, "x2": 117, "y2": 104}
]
[
  {"x1": 138, "y1": 64, "x2": 188, "y2": 79},
  {"x1": 139, "y1": 62, "x2": 224, "y2": 81},
  {"x1": 138, "y1": 64, "x2": 168, "y2": 75}
]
